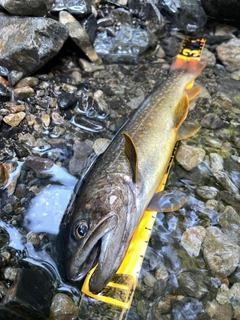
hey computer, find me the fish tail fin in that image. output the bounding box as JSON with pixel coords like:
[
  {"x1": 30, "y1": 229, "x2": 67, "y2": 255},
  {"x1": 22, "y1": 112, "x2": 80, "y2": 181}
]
[{"x1": 170, "y1": 57, "x2": 206, "y2": 78}]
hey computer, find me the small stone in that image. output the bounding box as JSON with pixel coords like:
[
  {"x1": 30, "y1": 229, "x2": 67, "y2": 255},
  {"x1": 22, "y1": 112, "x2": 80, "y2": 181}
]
[
  {"x1": 196, "y1": 186, "x2": 218, "y2": 200},
  {"x1": 176, "y1": 144, "x2": 206, "y2": 171},
  {"x1": 51, "y1": 112, "x2": 65, "y2": 125},
  {"x1": 41, "y1": 114, "x2": 50, "y2": 127},
  {"x1": 203, "y1": 227, "x2": 240, "y2": 277},
  {"x1": 26, "y1": 231, "x2": 41, "y2": 247},
  {"x1": 143, "y1": 271, "x2": 157, "y2": 287},
  {"x1": 3, "y1": 112, "x2": 26, "y2": 127},
  {"x1": 4, "y1": 102, "x2": 25, "y2": 113},
  {"x1": 4, "y1": 267, "x2": 20, "y2": 281},
  {"x1": 209, "y1": 153, "x2": 224, "y2": 172},
  {"x1": 19, "y1": 133, "x2": 36, "y2": 147},
  {"x1": 154, "y1": 265, "x2": 169, "y2": 281},
  {"x1": 181, "y1": 226, "x2": 206, "y2": 257},
  {"x1": 13, "y1": 86, "x2": 35, "y2": 100},
  {"x1": 92, "y1": 138, "x2": 110, "y2": 155},
  {"x1": 49, "y1": 293, "x2": 78, "y2": 320},
  {"x1": 15, "y1": 77, "x2": 39, "y2": 88},
  {"x1": 219, "y1": 206, "x2": 240, "y2": 246},
  {"x1": 229, "y1": 282, "x2": 240, "y2": 319},
  {"x1": 231, "y1": 70, "x2": 240, "y2": 81},
  {"x1": 216, "y1": 284, "x2": 230, "y2": 305},
  {"x1": 79, "y1": 58, "x2": 105, "y2": 73},
  {"x1": 201, "y1": 113, "x2": 226, "y2": 129}
]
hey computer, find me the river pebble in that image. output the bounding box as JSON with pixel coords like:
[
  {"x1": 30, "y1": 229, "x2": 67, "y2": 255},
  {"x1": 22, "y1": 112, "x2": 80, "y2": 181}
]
[
  {"x1": 181, "y1": 226, "x2": 206, "y2": 257},
  {"x1": 49, "y1": 293, "x2": 78, "y2": 320},
  {"x1": 219, "y1": 206, "x2": 240, "y2": 246},
  {"x1": 3, "y1": 111, "x2": 26, "y2": 127},
  {"x1": 203, "y1": 227, "x2": 240, "y2": 277},
  {"x1": 176, "y1": 143, "x2": 206, "y2": 171}
]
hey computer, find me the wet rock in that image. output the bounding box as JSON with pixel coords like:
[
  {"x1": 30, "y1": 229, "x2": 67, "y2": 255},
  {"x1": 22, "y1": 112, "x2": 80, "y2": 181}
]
[
  {"x1": 201, "y1": 0, "x2": 240, "y2": 21},
  {"x1": 0, "y1": 0, "x2": 54, "y2": 16},
  {"x1": 0, "y1": 83, "x2": 10, "y2": 102},
  {"x1": 202, "y1": 227, "x2": 240, "y2": 277},
  {"x1": 3, "y1": 112, "x2": 26, "y2": 127},
  {"x1": 176, "y1": 144, "x2": 206, "y2": 171},
  {"x1": 0, "y1": 268, "x2": 52, "y2": 320},
  {"x1": 15, "y1": 77, "x2": 39, "y2": 88},
  {"x1": 212, "y1": 170, "x2": 239, "y2": 194},
  {"x1": 59, "y1": 11, "x2": 101, "y2": 64},
  {"x1": 69, "y1": 142, "x2": 92, "y2": 175},
  {"x1": 8, "y1": 70, "x2": 24, "y2": 86},
  {"x1": 181, "y1": 226, "x2": 206, "y2": 257},
  {"x1": 92, "y1": 138, "x2": 110, "y2": 155},
  {"x1": 57, "y1": 91, "x2": 78, "y2": 110},
  {"x1": 229, "y1": 282, "x2": 240, "y2": 319},
  {"x1": 216, "y1": 38, "x2": 240, "y2": 72},
  {"x1": 171, "y1": 297, "x2": 203, "y2": 320},
  {"x1": 177, "y1": 270, "x2": 210, "y2": 299},
  {"x1": 201, "y1": 48, "x2": 216, "y2": 67},
  {"x1": 41, "y1": 114, "x2": 50, "y2": 127},
  {"x1": 24, "y1": 156, "x2": 54, "y2": 175},
  {"x1": 126, "y1": 88, "x2": 145, "y2": 109},
  {"x1": 71, "y1": 115, "x2": 105, "y2": 132},
  {"x1": 49, "y1": 293, "x2": 78, "y2": 320},
  {"x1": 4, "y1": 103, "x2": 25, "y2": 113},
  {"x1": 219, "y1": 206, "x2": 240, "y2": 246},
  {"x1": 196, "y1": 186, "x2": 218, "y2": 200},
  {"x1": 158, "y1": 0, "x2": 207, "y2": 32},
  {"x1": 0, "y1": 65, "x2": 8, "y2": 77},
  {"x1": 0, "y1": 13, "x2": 68, "y2": 76},
  {"x1": 206, "y1": 300, "x2": 233, "y2": 320},
  {"x1": 216, "y1": 283, "x2": 230, "y2": 305},
  {"x1": 94, "y1": 25, "x2": 157, "y2": 64},
  {"x1": 81, "y1": 13, "x2": 98, "y2": 43},
  {"x1": 209, "y1": 153, "x2": 224, "y2": 171},
  {"x1": 14, "y1": 86, "x2": 35, "y2": 100},
  {"x1": 78, "y1": 58, "x2": 105, "y2": 73},
  {"x1": 201, "y1": 113, "x2": 226, "y2": 129},
  {"x1": 52, "y1": 0, "x2": 91, "y2": 18},
  {"x1": 0, "y1": 162, "x2": 10, "y2": 188},
  {"x1": 4, "y1": 267, "x2": 20, "y2": 281},
  {"x1": 26, "y1": 231, "x2": 41, "y2": 247}
]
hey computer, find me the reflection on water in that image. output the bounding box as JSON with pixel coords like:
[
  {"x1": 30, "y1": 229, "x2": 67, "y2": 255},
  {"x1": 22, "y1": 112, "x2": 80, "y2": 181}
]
[{"x1": 24, "y1": 165, "x2": 77, "y2": 234}]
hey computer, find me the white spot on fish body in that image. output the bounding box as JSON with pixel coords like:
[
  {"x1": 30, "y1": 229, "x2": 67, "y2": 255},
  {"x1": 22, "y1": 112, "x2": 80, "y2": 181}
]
[{"x1": 110, "y1": 195, "x2": 117, "y2": 204}]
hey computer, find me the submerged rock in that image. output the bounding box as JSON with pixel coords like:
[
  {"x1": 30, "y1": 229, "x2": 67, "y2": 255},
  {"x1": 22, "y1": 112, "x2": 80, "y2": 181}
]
[
  {"x1": 52, "y1": 0, "x2": 91, "y2": 18},
  {"x1": 203, "y1": 227, "x2": 240, "y2": 277},
  {"x1": 0, "y1": 13, "x2": 68, "y2": 76}
]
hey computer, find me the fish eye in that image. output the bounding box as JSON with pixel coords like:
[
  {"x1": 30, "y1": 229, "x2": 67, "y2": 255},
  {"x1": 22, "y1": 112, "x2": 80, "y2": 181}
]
[{"x1": 74, "y1": 220, "x2": 88, "y2": 239}]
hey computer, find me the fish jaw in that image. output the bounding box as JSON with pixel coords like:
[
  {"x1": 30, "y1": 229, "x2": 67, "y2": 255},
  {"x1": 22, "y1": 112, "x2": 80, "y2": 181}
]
[{"x1": 66, "y1": 213, "x2": 118, "y2": 281}]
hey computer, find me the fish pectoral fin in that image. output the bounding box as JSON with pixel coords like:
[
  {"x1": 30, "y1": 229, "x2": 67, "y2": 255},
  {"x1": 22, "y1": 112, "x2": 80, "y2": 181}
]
[
  {"x1": 122, "y1": 132, "x2": 139, "y2": 183},
  {"x1": 185, "y1": 87, "x2": 201, "y2": 101},
  {"x1": 177, "y1": 121, "x2": 201, "y2": 140},
  {"x1": 147, "y1": 190, "x2": 187, "y2": 212},
  {"x1": 174, "y1": 94, "x2": 189, "y2": 130}
]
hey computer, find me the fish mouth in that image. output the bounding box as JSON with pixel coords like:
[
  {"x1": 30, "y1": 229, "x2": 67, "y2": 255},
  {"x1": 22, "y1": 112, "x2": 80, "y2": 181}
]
[{"x1": 66, "y1": 214, "x2": 118, "y2": 282}]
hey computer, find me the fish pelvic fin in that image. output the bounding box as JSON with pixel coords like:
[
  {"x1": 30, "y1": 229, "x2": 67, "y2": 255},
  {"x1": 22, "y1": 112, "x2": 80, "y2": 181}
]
[
  {"x1": 174, "y1": 94, "x2": 189, "y2": 130},
  {"x1": 177, "y1": 122, "x2": 201, "y2": 140},
  {"x1": 186, "y1": 87, "x2": 201, "y2": 101},
  {"x1": 122, "y1": 132, "x2": 139, "y2": 183}
]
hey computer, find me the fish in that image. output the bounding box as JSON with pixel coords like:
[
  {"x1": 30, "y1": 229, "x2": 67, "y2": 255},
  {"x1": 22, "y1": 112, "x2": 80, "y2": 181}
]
[{"x1": 66, "y1": 55, "x2": 206, "y2": 294}]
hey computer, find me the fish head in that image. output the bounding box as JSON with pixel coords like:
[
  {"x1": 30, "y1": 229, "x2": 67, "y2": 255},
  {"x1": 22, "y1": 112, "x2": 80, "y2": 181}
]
[{"x1": 66, "y1": 176, "x2": 136, "y2": 293}]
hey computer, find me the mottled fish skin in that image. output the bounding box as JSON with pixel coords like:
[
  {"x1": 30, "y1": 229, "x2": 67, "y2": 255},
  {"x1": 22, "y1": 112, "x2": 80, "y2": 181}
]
[{"x1": 66, "y1": 59, "x2": 206, "y2": 293}]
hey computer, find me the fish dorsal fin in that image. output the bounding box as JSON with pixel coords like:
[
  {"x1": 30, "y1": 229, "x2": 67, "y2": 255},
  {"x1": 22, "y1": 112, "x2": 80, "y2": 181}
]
[
  {"x1": 174, "y1": 94, "x2": 189, "y2": 130},
  {"x1": 177, "y1": 122, "x2": 201, "y2": 140},
  {"x1": 186, "y1": 87, "x2": 201, "y2": 101},
  {"x1": 122, "y1": 132, "x2": 138, "y2": 183}
]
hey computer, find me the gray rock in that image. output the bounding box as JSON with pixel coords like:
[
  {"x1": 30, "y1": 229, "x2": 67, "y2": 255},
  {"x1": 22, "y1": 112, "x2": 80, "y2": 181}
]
[
  {"x1": 196, "y1": 186, "x2": 218, "y2": 200},
  {"x1": 206, "y1": 300, "x2": 233, "y2": 320},
  {"x1": 59, "y1": 11, "x2": 101, "y2": 64},
  {"x1": 216, "y1": 38, "x2": 240, "y2": 72},
  {"x1": 0, "y1": 13, "x2": 68, "y2": 76},
  {"x1": 203, "y1": 227, "x2": 240, "y2": 277},
  {"x1": 158, "y1": 0, "x2": 207, "y2": 32},
  {"x1": 49, "y1": 293, "x2": 78, "y2": 320},
  {"x1": 181, "y1": 226, "x2": 206, "y2": 257},
  {"x1": 176, "y1": 144, "x2": 206, "y2": 171},
  {"x1": 94, "y1": 25, "x2": 157, "y2": 64},
  {"x1": 201, "y1": 113, "x2": 226, "y2": 129},
  {"x1": 0, "y1": 0, "x2": 54, "y2": 16},
  {"x1": 219, "y1": 206, "x2": 240, "y2": 246},
  {"x1": 229, "y1": 282, "x2": 240, "y2": 319}
]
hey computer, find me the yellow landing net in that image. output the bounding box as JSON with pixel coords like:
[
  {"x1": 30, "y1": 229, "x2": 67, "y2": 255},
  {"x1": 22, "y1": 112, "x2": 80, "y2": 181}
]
[{"x1": 80, "y1": 36, "x2": 206, "y2": 319}]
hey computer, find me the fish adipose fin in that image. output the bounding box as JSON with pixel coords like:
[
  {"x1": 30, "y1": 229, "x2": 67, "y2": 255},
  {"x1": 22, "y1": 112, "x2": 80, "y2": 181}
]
[
  {"x1": 174, "y1": 94, "x2": 189, "y2": 130},
  {"x1": 122, "y1": 132, "x2": 139, "y2": 183},
  {"x1": 177, "y1": 122, "x2": 201, "y2": 140},
  {"x1": 147, "y1": 190, "x2": 187, "y2": 212}
]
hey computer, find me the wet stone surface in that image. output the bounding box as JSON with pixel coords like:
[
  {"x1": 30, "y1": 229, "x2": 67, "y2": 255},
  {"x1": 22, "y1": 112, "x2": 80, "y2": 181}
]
[{"x1": 0, "y1": 0, "x2": 239, "y2": 320}]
